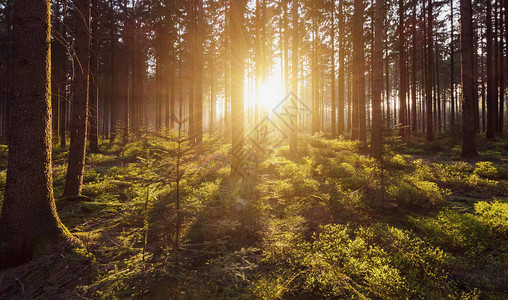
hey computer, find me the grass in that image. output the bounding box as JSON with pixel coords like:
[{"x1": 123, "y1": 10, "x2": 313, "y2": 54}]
[{"x1": 0, "y1": 132, "x2": 507, "y2": 299}]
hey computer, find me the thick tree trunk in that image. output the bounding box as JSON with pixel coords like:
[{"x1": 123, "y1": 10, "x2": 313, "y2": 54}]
[
  {"x1": 460, "y1": 0, "x2": 478, "y2": 156},
  {"x1": 0, "y1": 0, "x2": 79, "y2": 267},
  {"x1": 64, "y1": 0, "x2": 91, "y2": 196}
]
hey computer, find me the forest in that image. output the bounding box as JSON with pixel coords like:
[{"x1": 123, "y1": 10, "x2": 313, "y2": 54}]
[{"x1": 0, "y1": 0, "x2": 507, "y2": 298}]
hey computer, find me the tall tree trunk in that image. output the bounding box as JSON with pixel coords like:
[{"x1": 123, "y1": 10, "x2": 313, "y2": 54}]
[
  {"x1": 195, "y1": 0, "x2": 204, "y2": 144},
  {"x1": 498, "y1": 0, "x2": 505, "y2": 134},
  {"x1": 338, "y1": 0, "x2": 345, "y2": 136},
  {"x1": 436, "y1": 47, "x2": 442, "y2": 133},
  {"x1": 289, "y1": 0, "x2": 298, "y2": 153},
  {"x1": 504, "y1": 0, "x2": 508, "y2": 132},
  {"x1": 330, "y1": 1, "x2": 336, "y2": 138},
  {"x1": 494, "y1": 0, "x2": 500, "y2": 133},
  {"x1": 108, "y1": 0, "x2": 118, "y2": 142},
  {"x1": 0, "y1": 0, "x2": 79, "y2": 267},
  {"x1": 223, "y1": 0, "x2": 230, "y2": 130},
  {"x1": 411, "y1": 0, "x2": 418, "y2": 133},
  {"x1": 155, "y1": 49, "x2": 162, "y2": 131},
  {"x1": 51, "y1": 1, "x2": 61, "y2": 142},
  {"x1": 122, "y1": 0, "x2": 130, "y2": 145},
  {"x1": 210, "y1": 45, "x2": 215, "y2": 134},
  {"x1": 426, "y1": 0, "x2": 434, "y2": 141},
  {"x1": 89, "y1": 0, "x2": 100, "y2": 153},
  {"x1": 385, "y1": 39, "x2": 391, "y2": 128},
  {"x1": 53, "y1": 1, "x2": 68, "y2": 148},
  {"x1": 487, "y1": 0, "x2": 498, "y2": 139},
  {"x1": 372, "y1": 0, "x2": 384, "y2": 157},
  {"x1": 399, "y1": 0, "x2": 408, "y2": 137},
  {"x1": 451, "y1": 0, "x2": 456, "y2": 129},
  {"x1": 460, "y1": 0, "x2": 478, "y2": 156},
  {"x1": 311, "y1": 8, "x2": 320, "y2": 134},
  {"x1": 353, "y1": 0, "x2": 366, "y2": 141},
  {"x1": 230, "y1": 0, "x2": 246, "y2": 177},
  {"x1": 64, "y1": 0, "x2": 91, "y2": 196},
  {"x1": 481, "y1": 36, "x2": 486, "y2": 132}
]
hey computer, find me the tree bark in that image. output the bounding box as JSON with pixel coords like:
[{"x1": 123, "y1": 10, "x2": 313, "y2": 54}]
[
  {"x1": 411, "y1": 0, "x2": 418, "y2": 133},
  {"x1": 338, "y1": 0, "x2": 345, "y2": 136},
  {"x1": 487, "y1": 0, "x2": 498, "y2": 139},
  {"x1": 64, "y1": 0, "x2": 91, "y2": 196},
  {"x1": 289, "y1": 0, "x2": 298, "y2": 153},
  {"x1": 460, "y1": 0, "x2": 478, "y2": 156},
  {"x1": 195, "y1": 0, "x2": 204, "y2": 144},
  {"x1": 330, "y1": 0, "x2": 336, "y2": 138},
  {"x1": 230, "y1": 0, "x2": 246, "y2": 177},
  {"x1": 399, "y1": 0, "x2": 408, "y2": 138},
  {"x1": 372, "y1": 0, "x2": 384, "y2": 157},
  {"x1": 89, "y1": 0, "x2": 100, "y2": 153},
  {"x1": 0, "y1": 0, "x2": 79, "y2": 267},
  {"x1": 352, "y1": 0, "x2": 366, "y2": 142},
  {"x1": 426, "y1": 0, "x2": 434, "y2": 141}
]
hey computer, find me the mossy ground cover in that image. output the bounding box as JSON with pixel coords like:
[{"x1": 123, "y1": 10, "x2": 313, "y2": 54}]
[{"x1": 0, "y1": 133, "x2": 507, "y2": 299}]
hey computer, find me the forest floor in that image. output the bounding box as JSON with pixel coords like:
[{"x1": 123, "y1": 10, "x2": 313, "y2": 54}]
[{"x1": 0, "y1": 132, "x2": 507, "y2": 299}]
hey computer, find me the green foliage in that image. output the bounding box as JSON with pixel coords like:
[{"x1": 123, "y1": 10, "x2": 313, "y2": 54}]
[
  {"x1": 387, "y1": 176, "x2": 449, "y2": 208},
  {"x1": 410, "y1": 201, "x2": 508, "y2": 296},
  {"x1": 253, "y1": 223, "x2": 456, "y2": 299},
  {"x1": 4, "y1": 134, "x2": 505, "y2": 298},
  {"x1": 473, "y1": 161, "x2": 504, "y2": 179},
  {"x1": 473, "y1": 200, "x2": 508, "y2": 236}
]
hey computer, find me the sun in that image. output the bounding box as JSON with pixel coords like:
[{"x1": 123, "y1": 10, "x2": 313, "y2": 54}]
[
  {"x1": 246, "y1": 67, "x2": 284, "y2": 111},
  {"x1": 257, "y1": 77, "x2": 284, "y2": 110}
]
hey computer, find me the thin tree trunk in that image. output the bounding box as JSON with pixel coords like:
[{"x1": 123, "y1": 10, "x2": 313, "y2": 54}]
[
  {"x1": 64, "y1": 0, "x2": 91, "y2": 196},
  {"x1": 89, "y1": 0, "x2": 100, "y2": 153},
  {"x1": 426, "y1": 0, "x2": 434, "y2": 141},
  {"x1": 338, "y1": 0, "x2": 345, "y2": 136},
  {"x1": 331, "y1": 1, "x2": 336, "y2": 138},
  {"x1": 195, "y1": 0, "x2": 204, "y2": 144},
  {"x1": 498, "y1": 0, "x2": 505, "y2": 134},
  {"x1": 353, "y1": 0, "x2": 366, "y2": 142},
  {"x1": 230, "y1": 0, "x2": 246, "y2": 177},
  {"x1": 289, "y1": 0, "x2": 298, "y2": 153},
  {"x1": 411, "y1": 0, "x2": 418, "y2": 133},
  {"x1": 372, "y1": 0, "x2": 384, "y2": 157},
  {"x1": 399, "y1": 0, "x2": 408, "y2": 137},
  {"x1": 487, "y1": 0, "x2": 498, "y2": 139}
]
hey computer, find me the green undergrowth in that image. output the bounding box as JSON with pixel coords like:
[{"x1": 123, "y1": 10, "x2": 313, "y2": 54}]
[{"x1": 0, "y1": 133, "x2": 506, "y2": 299}]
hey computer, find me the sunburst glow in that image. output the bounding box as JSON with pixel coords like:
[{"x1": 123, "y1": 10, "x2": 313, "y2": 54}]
[{"x1": 246, "y1": 68, "x2": 284, "y2": 111}]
